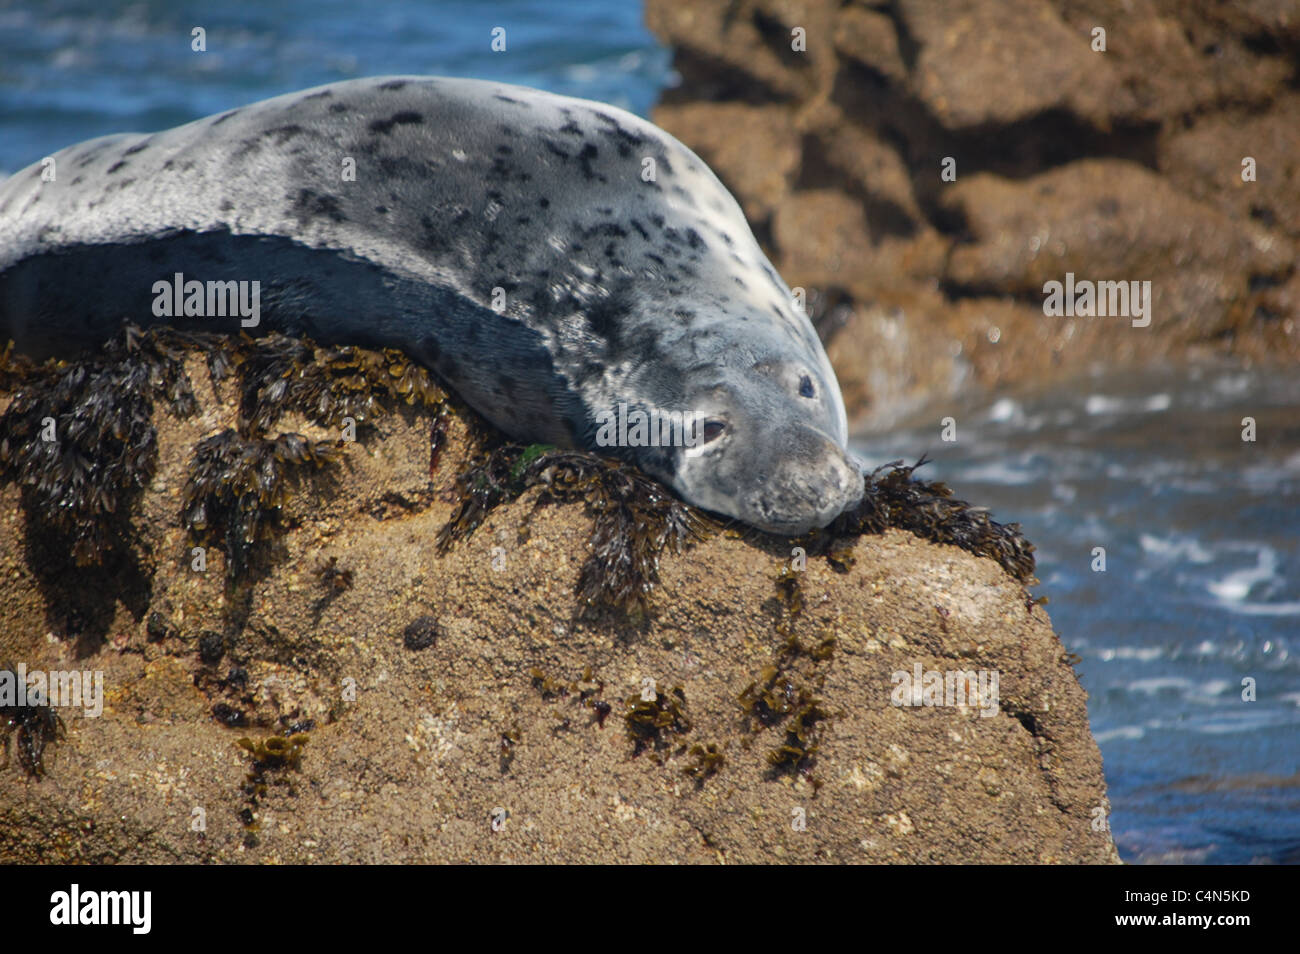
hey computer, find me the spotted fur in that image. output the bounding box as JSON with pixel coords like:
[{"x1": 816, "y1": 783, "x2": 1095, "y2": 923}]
[{"x1": 0, "y1": 76, "x2": 860, "y2": 533}]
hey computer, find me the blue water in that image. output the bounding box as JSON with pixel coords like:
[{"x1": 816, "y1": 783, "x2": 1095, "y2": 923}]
[
  {"x1": 3, "y1": 0, "x2": 1296, "y2": 864},
  {"x1": 0, "y1": 0, "x2": 672, "y2": 174}
]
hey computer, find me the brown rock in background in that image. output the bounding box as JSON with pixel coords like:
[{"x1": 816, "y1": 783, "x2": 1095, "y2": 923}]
[
  {"x1": 1058, "y1": 0, "x2": 1297, "y2": 122},
  {"x1": 1160, "y1": 92, "x2": 1300, "y2": 241},
  {"x1": 653, "y1": 102, "x2": 802, "y2": 223},
  {"x1": 941, "y1": 160, "x2": 1292, "y2": 341},
  {"x1": 897, "y1": 0, "x2": 1132, "y2": 130}
]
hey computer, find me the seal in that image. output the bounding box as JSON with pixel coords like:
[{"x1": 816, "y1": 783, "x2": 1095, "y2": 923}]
[{"x1": 0, "y1": 76, "x2": 861, "y2": 535}]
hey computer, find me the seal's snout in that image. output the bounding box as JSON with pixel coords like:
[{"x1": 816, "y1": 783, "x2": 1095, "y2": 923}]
[{"x1": 745, "y1": 428, "x2": 864, "y2": 536}]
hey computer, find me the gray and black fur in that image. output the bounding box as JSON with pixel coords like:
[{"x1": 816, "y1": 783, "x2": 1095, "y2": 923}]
[{"x1": 0, "y1": 76, "x2": 861, "y2": 534}]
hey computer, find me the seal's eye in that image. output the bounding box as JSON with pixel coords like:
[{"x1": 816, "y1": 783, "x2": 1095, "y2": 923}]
[
  {"x1": 701, "y1": 420, "x2": 727, "y2": 443},
  {"x1": 798, "y1": 375, "x2": 815, "y2": 398}
]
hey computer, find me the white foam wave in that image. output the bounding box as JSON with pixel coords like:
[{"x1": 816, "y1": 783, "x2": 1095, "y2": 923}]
[{"x1": 1085, "y1": 393, "x2": 1171, "y2": 416}]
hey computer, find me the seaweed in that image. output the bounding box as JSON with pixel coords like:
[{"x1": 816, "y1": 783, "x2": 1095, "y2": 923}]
[
  {"x1": 171, "y1": 329, "x2": 455, "y2": 584},
  {"x1": 499, "y1": 725, "x2": 521, "y2": 772},
  {"x1": 740, "y1": 665, "x2": 805, "y2": 729},
  {"x1": 765, "y1": 700, "x2": 828, "y2": 777},
  {"x1": 315, "y1": 555, "x2": 354, "y2": 594},
  {"x1": 311, "y1": 555, "x2": 355, "y2": 621},
  {"x1": 237, "y1": 732, "x2": 309, "y2": 770},
  {"x1": 1, "y1": 325, "x2": 450, "y2": 584},
  {"x1": 228, "y1": 333, "x2": 445, "y2": 435},
  {"x1": 0, "y1": 339, "x2": 39, "y2": 392},
  {"x1": 236, "y1": 732, "x2": 310, "y2": 831},
  {"x1": 529, "y1": 666, "x2": 613, "y2": 730},
  {"x1": 739, "y1": 575, "x2": 837, "y2": 782},
  {"x1": 826, "y1": 456, "x2": 1037, "y2": 583},
  {"x1": 543, "y1": 455, "x2": 712, "y2": 611},
  {"x1": 0, "y1": 666, "x2": 66, "y2": 779},
  {"x1": 684, "y1": 742, "x2": 726, "y2": 783},
  {"x1": 624, "y1": 686, "x2": 691, "y2": 756},
  {"x1": 440, "y1": 447, "x2": 714, "y2": 611},
  {"x1": 181, "y1": 429, "x2": 337, "y2": 580},
  {"x1": 0, "y1": 325, "x2": 197, "y2": 563},
  {"x1": 437, "y1": 444, "x2": 534, "y2": 548},
  {"x1": 529, "y1": 668, "x2": 570, "y2": 700}
]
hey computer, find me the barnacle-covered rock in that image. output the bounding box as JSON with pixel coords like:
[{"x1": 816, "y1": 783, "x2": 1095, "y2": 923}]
[{"x1": 0, "y1": 329, "x2": 1115, "y2": 863}]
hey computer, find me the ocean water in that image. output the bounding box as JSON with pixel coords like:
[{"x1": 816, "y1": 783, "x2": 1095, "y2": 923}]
[
  {"x1": 0, "y1": 0, "x2": 673, "y2": 174},
  {"x1": 3, "y1": 0, "x2": 1296, "y2": 864}
]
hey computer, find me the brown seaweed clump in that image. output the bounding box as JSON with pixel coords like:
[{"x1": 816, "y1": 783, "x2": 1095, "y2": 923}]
[
  {"x1": 181, "y1": 430, "x2": 338, "y2": 580},
  {"x1": 440, "y1": 447, "x2": 716, "y2": 612},
  {"x1": 222, "y1": 333, "x2": 446, "y2": 435},
  {"x1": 1, "y1": 323, "x2": 451, "y2": 583},
  {"x1": 827, "y1": 457, "x2": 1038, "y2": 583},
  {"x1": 739, "y1": 646, "x2": 832, "y2": 780},
  {"x1": 624, "y1": 686, "x2": 691, "y2": 757},
  {"x1": 684, "y1": 742, "x2": 726, "y2": 783},
  {"x1": 0, "y1": 326, "x2": 198, "y2": 563},
  {"x1": 237, "y1": 732, "x2": 309, "y2": 771},
  {"x1": 739, "y1": 574, "x2": 837, "y2": 781},
  {"x1": 236, "y1": 732, "x2": 310, "y2": 834},
  {"x1": 0, "y1": 666, "x2": 66, "y2": 779},
  {"x1": 765, "y1": 700, "x2": 829, "y2": 777},
  {"x1": 176, "y1": 331, "x2": 450, "y2": 582},
  {"x1": 528, "y1": 667, "x2": 612, "y2": 727}
]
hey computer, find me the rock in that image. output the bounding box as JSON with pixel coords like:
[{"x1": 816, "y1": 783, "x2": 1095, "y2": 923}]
[
  {"x1": 821, "y1": 289, "x2": 1125, "y2": 425},
  {"x1": 897, "y1": 0, "x2": 1131, "y2": 130},
  {"x1": 0, "y1": 332, "x2": 1119, "y2": 863},
  {"x1": 941, "y1": 159, "x2": 1294, "y2": 344},
  {"x1": 1056, "y1": 0, "x2": 1294, "y2": 122},
  {"x1": 804, "y1": 109, "x2": 925, "y2": 226},
  {"x1": 652, "y1": 102, "x2": 801, "y2": 224},
  {"x1": 834, "y1": 6, "x2": 908, "y2": 84},
  {"x1": 1160, "y1": 92, "x2": 1300, "y2": 242},
  {"x1": 646, "y1": 1, "x2": 817, "y2": 103},
  {"x1": 772, "y1": 189, "x2": 874, "y2": 278},
  {"x1": 824, "y1": 290, "x2": 970, "y2": 427},
  {"x1": 771, "y1": 187, "x2": 947, "y2": 290}
]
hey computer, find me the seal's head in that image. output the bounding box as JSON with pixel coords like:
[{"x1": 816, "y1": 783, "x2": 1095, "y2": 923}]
[
  {"x1": 621, "y1": 329, "x2": 863, "y2": 536},
  {"x1": 673, "y1": 353, "x2": 862, "y2": 535}
]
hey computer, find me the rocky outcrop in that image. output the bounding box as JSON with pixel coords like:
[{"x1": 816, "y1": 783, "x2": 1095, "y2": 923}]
[
  {"x1": 0, "y1": 332, "x2": 1118, "y2": 863},
  {"x1": 647, "y1": 0, "x2": 1300, "y2": 427}
]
